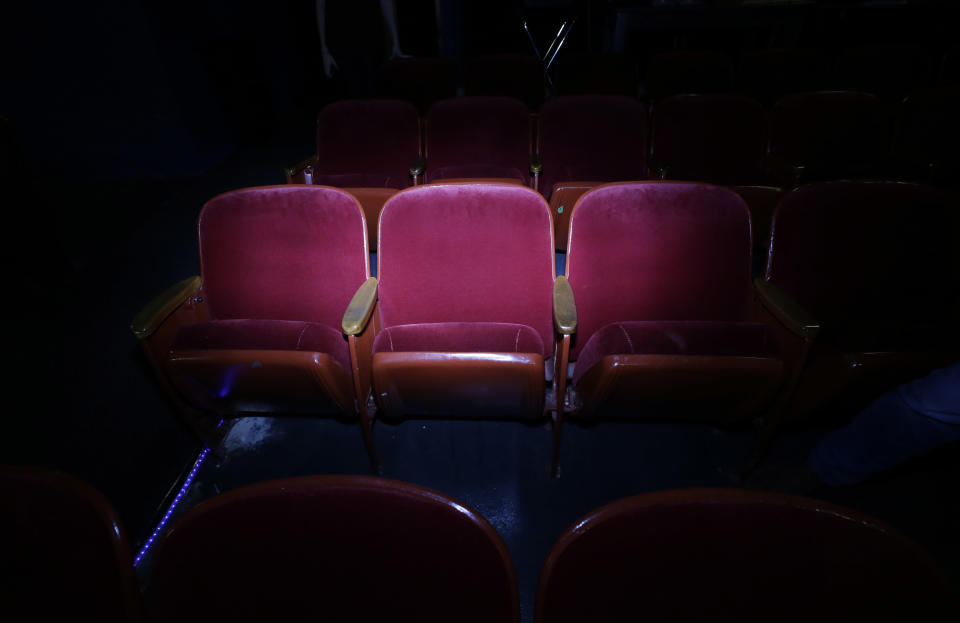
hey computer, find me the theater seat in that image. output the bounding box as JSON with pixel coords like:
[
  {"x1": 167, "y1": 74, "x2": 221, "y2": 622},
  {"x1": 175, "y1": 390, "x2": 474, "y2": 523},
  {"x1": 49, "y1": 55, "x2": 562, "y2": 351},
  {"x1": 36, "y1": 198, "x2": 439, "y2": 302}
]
[
  {"x1": 378, "y1": 57, "x2": 458, "y2": 114},
  {"x1": 895, "y1": 87, "x2": 960, "y2": 186},
  {"x1": 559, "y1": 182, "x2": 783, "y2": 423},
  {"x1": 650, "y1": 94, "x2": 767, "y2": 186},
  {"x1": 131, "y1": 186, "x2": 379, "y2": 465},
  {"x1": 536, "y1": 488, "x2": 955, "y2": 622},
  {"x1": 423, "y1": 97, "x2": 536, "y2": 187},
  {"x1": 768, "y1": 91, "x2": 890, "y2": 186},
  {"x1": 284, "y1": 99, "x2": 420, "y2": 250},
  {"x1": 537, "y1": 95, "x2": 649, "y2": 250},
  {"x1": 756, "y1": 181, "x2": 960, "y2": 421},
  {"x1": 1, "y1": 467, "x2": 141, "y2": 623},
  {"x1": 147, "y1": 475, "x2": 519, "y2": 623},
  {"x1": 372, "y1": 183, "x2": 558, "y2": 422},
  {"x1": 644, "y1": 50, "x2": 732, "y2": 102}
]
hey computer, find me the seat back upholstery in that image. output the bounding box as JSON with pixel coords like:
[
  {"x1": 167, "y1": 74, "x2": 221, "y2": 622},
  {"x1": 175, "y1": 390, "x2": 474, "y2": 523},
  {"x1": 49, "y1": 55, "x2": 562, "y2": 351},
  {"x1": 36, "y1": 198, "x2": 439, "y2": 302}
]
[
  {"x1": 148, "y1": 476, "x2": 519, "y2": 623},
  {"x1": 769, "y1": 91, "x2": 888, "y2": 176},
  {"x1": 765, "y1": 181, "x2": 960, "y2": 332},
  {"x1": 566, "y1": 182, "x2": 752, "y2": 357},
  {"x1": 377, "y1": 183, "x2": 554, "y2": 355},
  {"x1": 198, "y1": 186, "x2": 369, "y2": 330},
  {"x1": 424, "y1": 97, "x2": 532, "y2": 184},
  {"x1": 535, "y1": 488, "x2": 954, "y2": 622},
  {"x1": 538, "y1": 95, "x2": 649, "y2": 195},
  {"x1": 651, "y1": 94, "x2": 767, "y2": 185},
  {"x1": 314, "y1": 99, "x2": 421, "y2": 189},
  {"x1": 1, "y1": 467, "x2": 140, "y2": 623}
]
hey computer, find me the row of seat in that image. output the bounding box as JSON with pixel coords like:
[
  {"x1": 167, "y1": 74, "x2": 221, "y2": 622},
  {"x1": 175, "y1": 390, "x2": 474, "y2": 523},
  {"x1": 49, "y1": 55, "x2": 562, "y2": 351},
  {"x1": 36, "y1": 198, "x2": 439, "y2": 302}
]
[
  {"x1": 379, "y1": 45, "x2": 960, "y2": 109},
  {"x1": 132, "y1": 181, "x2": 960, "y2": 472},
  {"x1": 287, "y1": 92, "x2": 959, "y2": 250},
  {"x1": 4, "y1": 467, "x2": 954, "y2": 622}
]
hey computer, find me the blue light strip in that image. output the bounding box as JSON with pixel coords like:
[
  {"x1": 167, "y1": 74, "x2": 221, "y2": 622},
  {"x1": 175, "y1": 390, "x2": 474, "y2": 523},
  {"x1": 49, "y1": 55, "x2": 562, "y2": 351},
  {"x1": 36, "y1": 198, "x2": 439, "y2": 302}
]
[{"x1": 133, "y1": 447, "x2": 210, "y2": 567}]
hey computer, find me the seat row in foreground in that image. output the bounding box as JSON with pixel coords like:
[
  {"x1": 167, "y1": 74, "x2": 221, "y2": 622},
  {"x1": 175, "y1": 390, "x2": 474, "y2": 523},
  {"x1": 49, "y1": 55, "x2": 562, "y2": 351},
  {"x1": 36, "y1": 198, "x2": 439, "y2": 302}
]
[
  {"x1": 3, "y1": 467, "x2": 955, "y2": 622},
  {"x1": 132, "y1": 181, "x2": 960, "y2": 473}
]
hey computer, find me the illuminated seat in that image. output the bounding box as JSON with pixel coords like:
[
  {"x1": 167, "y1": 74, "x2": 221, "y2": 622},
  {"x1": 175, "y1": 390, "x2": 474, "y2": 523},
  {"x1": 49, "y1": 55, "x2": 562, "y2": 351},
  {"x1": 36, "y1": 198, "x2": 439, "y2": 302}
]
[
  {"x1": 131, "y1": 186, "x2": 379, "y2": 465},
  {"x1": 148, "y1": 475, "x2": 519, "y2": 623},
  {"x1": 756, "y1": 181, "x2": 960, "y2": 421},
  {"x1": 372, "y1": 183, "x2": 557, "y2": 422},
  {"x1": 558, "y1": 182, "x2": 783, "y2": 422},
  {"x1": 768, "y1": 91, "x2": 889, "y2": 186}
]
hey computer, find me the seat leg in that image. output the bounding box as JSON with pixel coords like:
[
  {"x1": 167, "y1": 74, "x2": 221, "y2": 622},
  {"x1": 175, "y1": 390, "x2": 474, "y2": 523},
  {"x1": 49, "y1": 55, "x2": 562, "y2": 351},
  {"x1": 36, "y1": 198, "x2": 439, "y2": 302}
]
[
  {"x1": 551, "y1": 335, "x2": 571, "y2": 478},
  {"x1": 360, "y1": 399, "x2": 381, "y2": 475},
  {"x1": 551, "y1": 411, "x2": 563, "y2": 478}
]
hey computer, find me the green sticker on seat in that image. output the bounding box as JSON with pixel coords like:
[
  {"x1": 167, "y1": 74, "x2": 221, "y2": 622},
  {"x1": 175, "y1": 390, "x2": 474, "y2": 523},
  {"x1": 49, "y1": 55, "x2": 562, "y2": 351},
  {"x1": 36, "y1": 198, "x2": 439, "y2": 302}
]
[{"x1": 558, "y1": 205, "x2": 564, "y2": 213}]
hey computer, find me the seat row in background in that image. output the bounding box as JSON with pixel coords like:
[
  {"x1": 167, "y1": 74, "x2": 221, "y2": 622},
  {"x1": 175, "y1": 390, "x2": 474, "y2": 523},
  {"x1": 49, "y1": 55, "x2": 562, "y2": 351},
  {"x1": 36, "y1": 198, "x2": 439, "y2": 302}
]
[
  {"x1": 4, "y1": 466, "x2": 955, "y2": 622},
  {"x1": 285, "y1": 91, "x2": 960, "y2": 254},
  {"x1": 131, "y1": 181, "x2": 960, "y2": 474},
  {"x1": 378, "y1": 45, "x2": 960, "y2": 111}
]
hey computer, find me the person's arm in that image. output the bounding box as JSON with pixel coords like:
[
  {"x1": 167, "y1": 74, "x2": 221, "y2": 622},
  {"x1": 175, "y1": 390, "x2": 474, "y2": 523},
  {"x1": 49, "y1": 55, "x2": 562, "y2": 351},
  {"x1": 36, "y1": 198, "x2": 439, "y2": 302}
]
[
  {"x1": 379, "y1": 0, "x2": 409, "y2": 59},
  {"x1": 316, "y1": 0, "x2": 338, "y2": 77}
]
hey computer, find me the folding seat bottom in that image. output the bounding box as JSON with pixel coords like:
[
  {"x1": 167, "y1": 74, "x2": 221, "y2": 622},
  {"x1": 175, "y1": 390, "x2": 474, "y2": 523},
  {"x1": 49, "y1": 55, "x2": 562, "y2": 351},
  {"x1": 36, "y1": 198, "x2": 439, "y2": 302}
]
[
  {"x1": 372, "y1": 322, "x2": 546, "y2": 419},
  {"x1": 572, "y1": 321, "x2": 783, "y2": 419},
  {"x1": 166, "y1": 320, "x2": 354, "y2": 416}
]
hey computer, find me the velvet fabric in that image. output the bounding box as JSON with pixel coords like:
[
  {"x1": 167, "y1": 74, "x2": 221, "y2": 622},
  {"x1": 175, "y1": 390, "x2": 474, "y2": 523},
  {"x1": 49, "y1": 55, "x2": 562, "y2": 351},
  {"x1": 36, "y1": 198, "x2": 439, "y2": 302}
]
[
  {"x1": 171, "y1": 319, "x2": 350, "y2": 372},
  {"x1": 572, "y1": 321, "x2": 780, "y2": 385},
  {"x1": 765, "y1": 181, "x2": 960, "y2": 343},
  {"x1": 424, "y1": 97, "x2": 531, "y2": 185},
  {"x1": 198, "y1": 186, "x2": 369, "y2": 331},
  {"x1": 378, "y1": 184, "x2": 554, "y2": 353},
  {"x1": 769, "y1": 91, "x2": 887, "y2": 177},
  {"x1": 566, "y1": 182, "x2": 753, "y2": 358},
  {"x1": 313, "y1": 99, "x2": 420, "y2": 189},
  {"x1": 651, "y1": 94, "x2": 767, "y2": 185},
  {"x1": 373, "y1": 322, "x2": 545, "y2": 356},
  {"x1": 538, "y1": 95, "x2": 649, "y2": 197}
]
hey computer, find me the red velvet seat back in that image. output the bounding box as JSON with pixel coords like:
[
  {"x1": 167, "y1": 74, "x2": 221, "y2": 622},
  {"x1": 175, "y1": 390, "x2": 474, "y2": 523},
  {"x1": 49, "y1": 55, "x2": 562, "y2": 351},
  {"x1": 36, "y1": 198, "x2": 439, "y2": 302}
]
[
  {"x1": 148, "y1": 476, "x2": 519, "y2": 623},
  {"x1": 314, "y1": 99, "x2": 420, "y2": 189},
  {"x1": 765, "y1": 181, "x2": 960, "y2": 334},
  {"x1": 567, "y1": 182, "x2": 752, "y2": 357},
  {"x1": 1, "y1": 467, "x2": 139, "y2": 623},
  {"x1": 424, "y1": 97, "x2": 531, "y2": 184},
  {"x1": 536, "y1": 488, "x2": 953, "y2": 622},
  {"x1": 769, "y1": 91, "x2": 888, "y2": 177},
  {"x1": 199, "y1": 186, "x2": 369, "y2": 329},
  {"x1": 378, "y1": 184, "x2": 554, "y2": 355},
  {"x1": 538, "y1": 95, "x2": 649, "y2": 196},
  {"x1": 651, "y1": 94, "x2": 767, "y2": 185}
]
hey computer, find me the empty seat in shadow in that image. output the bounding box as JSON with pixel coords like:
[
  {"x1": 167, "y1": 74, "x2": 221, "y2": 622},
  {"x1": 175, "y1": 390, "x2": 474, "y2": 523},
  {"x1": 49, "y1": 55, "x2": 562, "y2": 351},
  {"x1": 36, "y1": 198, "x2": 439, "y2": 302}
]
[
  {"x1": 535, "y1": 488, "x2": 955, "y2": 622},
  {"x1": 147, "y1": 475, "x2": 519, "y2": 623},
  {"x1": 768, "y1": 91, "x2": 890, "y2": 186},
  {"x1": 285, "y1": 99, "x2": 420, "y2": 251},
  {"x1": 1, "y1": 466, "x2": 141, "y2": 623},
  {"x1": 423, "y1": 97, "x2": 536, "y2": 186},
  {"x1": 537, "y1": 95, "x2": 649, "y2": 250},
  {"x1": 644, "y1": 50, "x2": 732, "y2": 102},
  {"x1": 557, "y1": 182, "x2": 784, "y2": 425}
]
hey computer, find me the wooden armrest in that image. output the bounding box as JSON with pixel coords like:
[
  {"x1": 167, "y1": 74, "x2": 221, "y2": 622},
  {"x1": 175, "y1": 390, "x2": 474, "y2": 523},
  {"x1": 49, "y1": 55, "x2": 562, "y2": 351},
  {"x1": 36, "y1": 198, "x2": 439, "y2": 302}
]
[
  {"x1": 130, "y1": 276, "x2": 202, "y2": 339},
  {"x1": 753, "y1": 278, "x2": 820, "y2": 339},
  {"x1": 409, "y1": 156, "x2": 426, "y2": 179},
  {"x1": 342, "y1": 277, "x2": 378, "y2": 335},
  {"x1": 284, "y1": 154, "x2": 317, "y2": 180},
  {"x1": 553, "y1": 276, "x2": 577, "y2": 335},
  {"x1": 529, "y1": 154, "x2": 543, "y2": 175}
]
